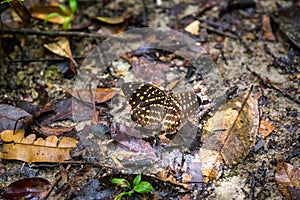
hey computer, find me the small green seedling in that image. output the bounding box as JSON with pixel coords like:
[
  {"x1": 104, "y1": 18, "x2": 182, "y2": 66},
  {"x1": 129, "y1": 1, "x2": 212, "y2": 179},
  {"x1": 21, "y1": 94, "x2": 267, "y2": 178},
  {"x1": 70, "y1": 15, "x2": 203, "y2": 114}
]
[
  {"x1": 44, "y1": 0, "x2": 77, "y2": 31},
  {"x1": 1, "y1": 0, "x2": 23, "y2": 3},
  {"x1": 111, "y1": 173, "x2": 153, "y2": 200}
]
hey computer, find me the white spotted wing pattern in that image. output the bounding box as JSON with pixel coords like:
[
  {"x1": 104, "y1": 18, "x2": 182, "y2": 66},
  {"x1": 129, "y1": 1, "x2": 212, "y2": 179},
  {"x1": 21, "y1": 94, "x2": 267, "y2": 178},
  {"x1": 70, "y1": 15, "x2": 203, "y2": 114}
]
[{"x1": 121, "y1": 82, "x2": 201, "y2": 134}]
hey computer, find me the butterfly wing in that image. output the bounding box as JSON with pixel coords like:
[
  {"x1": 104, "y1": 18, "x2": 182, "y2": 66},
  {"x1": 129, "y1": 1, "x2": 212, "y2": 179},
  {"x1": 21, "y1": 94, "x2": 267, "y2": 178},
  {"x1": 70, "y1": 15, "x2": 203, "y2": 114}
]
[
  {"x1": 174, "y1": 92, "x2": 201, "y2": 118},
  {"x1": 121, "y1": 82, "x2": 167, "y2": 129},
  {"x1": 161, "y1": 95, "x2": 183, "y2": 133}
]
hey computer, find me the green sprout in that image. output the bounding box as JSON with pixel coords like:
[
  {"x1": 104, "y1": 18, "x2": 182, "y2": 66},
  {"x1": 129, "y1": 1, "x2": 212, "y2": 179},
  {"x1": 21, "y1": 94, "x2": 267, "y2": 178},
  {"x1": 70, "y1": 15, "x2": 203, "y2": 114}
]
[
  {"x1": 111, "y1": 173, "x2": 153, "y2": 200},
  {"x1": 44, "y1": 0, "x2": 77, "y2": 31},
  {"x1": 1, "y1": 0, "x2": 23, "y2": 4}
]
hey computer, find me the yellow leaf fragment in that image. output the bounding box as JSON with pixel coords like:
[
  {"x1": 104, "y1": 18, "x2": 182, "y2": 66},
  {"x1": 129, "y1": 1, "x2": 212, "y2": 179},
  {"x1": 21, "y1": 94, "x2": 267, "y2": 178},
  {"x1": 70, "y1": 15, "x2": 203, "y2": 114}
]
[
  {"x1": 184, "y1": 20, "x2": 200, "y2": 36},
  {"x1": 21, "y1": 134, "x2": 36, "y2": 144},
  {"x1": 34, "y1": 138, "x2": 45, "y2": 146},
  {"x1": 45, "y1": 135, "x2": 58, "y2": 147},
  {"x1": 59, "y1": 137, "x2": 78, "y2": 148},
  {"x1": 1, "y1": 130, "x2": 25, "y2": 143},
  {"x1": 95, "y1": 16, "x2": 124, "y2": 24}
]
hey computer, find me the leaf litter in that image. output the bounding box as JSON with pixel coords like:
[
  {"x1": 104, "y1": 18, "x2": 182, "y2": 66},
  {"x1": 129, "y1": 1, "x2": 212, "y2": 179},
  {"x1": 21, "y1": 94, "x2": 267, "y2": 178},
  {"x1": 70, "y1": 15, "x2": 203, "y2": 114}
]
[{"x1": 1, "y1": 0, "x2": 300, "y2": 199}]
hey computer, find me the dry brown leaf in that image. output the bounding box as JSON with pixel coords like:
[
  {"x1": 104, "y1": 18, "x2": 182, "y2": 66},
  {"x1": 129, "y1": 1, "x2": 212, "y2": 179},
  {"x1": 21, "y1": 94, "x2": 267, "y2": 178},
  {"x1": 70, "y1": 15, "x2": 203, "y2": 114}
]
[
  {"x1": 30, "y1": 4, "x2": 70, "y2": 24},
  {"x1": 200, "y1": 93, "x2": 259, "y2": 182},
  {"x1": 44, "y1": 37, "x2": 72, "y2": 59},
  {"x1": 184, "y1": 20, "x2": 200, "y2": 36},
  {"x1": 10, "y1": 0, "x2": 31, "y2": 24},
  {"x1": 275, "y1": 162, "x2": 300, "y2": 200},
  {"x1": 259, "y1": 120, "x2": 275, "y2": 138},
  {"x1": 262, "y1": 15, "x2": 276, "y2": 41},
  {"x1": 0, "y1": 130, "x2": 78, "y2": 162},
  {"x1": 68, "y1": 88, "x2": 119, "y2": 103},
  {"x1": 44, "y1": 37, "x2": 77, "y2": 67}
]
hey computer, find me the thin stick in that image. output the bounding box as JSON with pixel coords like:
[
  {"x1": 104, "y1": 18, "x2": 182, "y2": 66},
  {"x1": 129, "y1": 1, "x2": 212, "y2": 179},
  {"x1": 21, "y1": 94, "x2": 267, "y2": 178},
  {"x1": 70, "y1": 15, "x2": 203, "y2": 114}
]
[
  {"x1": 2, "y1": 28, "x2": 108, "y2": 39},
  {"x1": 243, "y1": 63, "x2": 300, "y2": 105}
]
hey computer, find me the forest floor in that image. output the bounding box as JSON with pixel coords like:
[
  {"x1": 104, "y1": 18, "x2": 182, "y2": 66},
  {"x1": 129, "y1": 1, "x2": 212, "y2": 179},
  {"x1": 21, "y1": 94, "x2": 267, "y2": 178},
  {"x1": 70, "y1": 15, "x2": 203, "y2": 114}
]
[{"x1": 0, "y1": 0, "x2": 299, "y2": 199}]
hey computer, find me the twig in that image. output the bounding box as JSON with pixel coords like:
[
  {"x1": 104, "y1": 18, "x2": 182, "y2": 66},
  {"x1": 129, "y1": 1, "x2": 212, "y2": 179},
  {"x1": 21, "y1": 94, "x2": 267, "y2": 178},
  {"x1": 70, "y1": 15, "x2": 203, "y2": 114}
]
[
  {"x1": 141, "y1": 0, "x2": 149, "y2": 26},
  {"x1": 243, "y1": 63, "x2": 300, "y2": 105},
  {"x1": 2, "y1": 27, "x2": 108, "y2": 39},
  {"x1": 41, "y1": 165, "x2": 71, "y2": 200},
  {"x1": 201, "y1": 24, "x2": 238, "y2": 40},
  {"x1": 31, "y1": 160, "x2": 125, "y2": 170},
  {"x1": 8, "y1": 57, "x2": 86, "y2": 63}
]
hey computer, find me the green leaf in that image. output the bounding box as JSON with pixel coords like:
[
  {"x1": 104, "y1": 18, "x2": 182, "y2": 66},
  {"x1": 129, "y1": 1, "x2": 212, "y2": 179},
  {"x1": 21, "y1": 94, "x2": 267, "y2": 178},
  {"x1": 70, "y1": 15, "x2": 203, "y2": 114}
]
[
  {"x1": 44, "y1": 12, "x2": 60, "y2": 24},
  {"x1": 133, "y1": 181, "x2": 153, "y2": 193},
  {"x1": 59, "y1": 4, "x2": 69, "y2": 14},
  {"x1": 1, "y1": 0, "x2": 13, "y2": 3},
  {"x1": 69, "y1": 0, "x2": 77, "y2": 13},
  {"x1": 64, "y1": 17, "x2": 71, "y2": 31},
  {"x1": 133, "y1": 173, "x2": 141, "y2": 187},
  {"x1": 111, "y1": 178, "x2": 130, "y2": 189}
]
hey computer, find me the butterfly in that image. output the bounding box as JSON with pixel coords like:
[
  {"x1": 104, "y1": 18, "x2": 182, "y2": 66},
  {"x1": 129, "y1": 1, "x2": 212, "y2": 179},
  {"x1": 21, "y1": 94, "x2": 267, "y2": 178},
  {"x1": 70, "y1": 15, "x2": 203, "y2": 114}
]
[{"x1": 121, "y1": 82, "x2": 201, "y2": 134}]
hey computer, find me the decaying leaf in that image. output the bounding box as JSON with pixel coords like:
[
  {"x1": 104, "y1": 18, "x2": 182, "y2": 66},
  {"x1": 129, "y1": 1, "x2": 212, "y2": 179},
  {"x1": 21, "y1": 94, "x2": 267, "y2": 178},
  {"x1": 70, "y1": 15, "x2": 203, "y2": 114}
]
[
  {"x1": 0, "y1": 130, "x2": 78, "y2": 162},
  {"x1": 30, "y1": 4, "x2": 71, "y2": 24},
  {"x1": 36, "y1": 98, "x2": 73, "y2": 125},
  {"x1": 130, "y1": 56, "x2": 170, "y2": 84},
  {"x1": 38, "y1": 125, "x2": 75, "y2": 136},
  {"x1": 156, "y1": 170, "x2": 189, "y2": 188},
  {"x1": 259, "y1": 120, "x2": 275, "y2": 138},
  {"x1": 0, "y1": 104, "x2": 33, "y2": 133},
  {"x1": 69, "y1": 88, "x2": 119, "y2": 104},
  {"x1": 200, "y1": 93, "x2": 259, "y2": 182},
  {"x1": 2, "y1": 177, "x2": 51, "y2": 199},
  {"x1": 275, "y1": 162, "x2": 300, "y2": 200}
]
